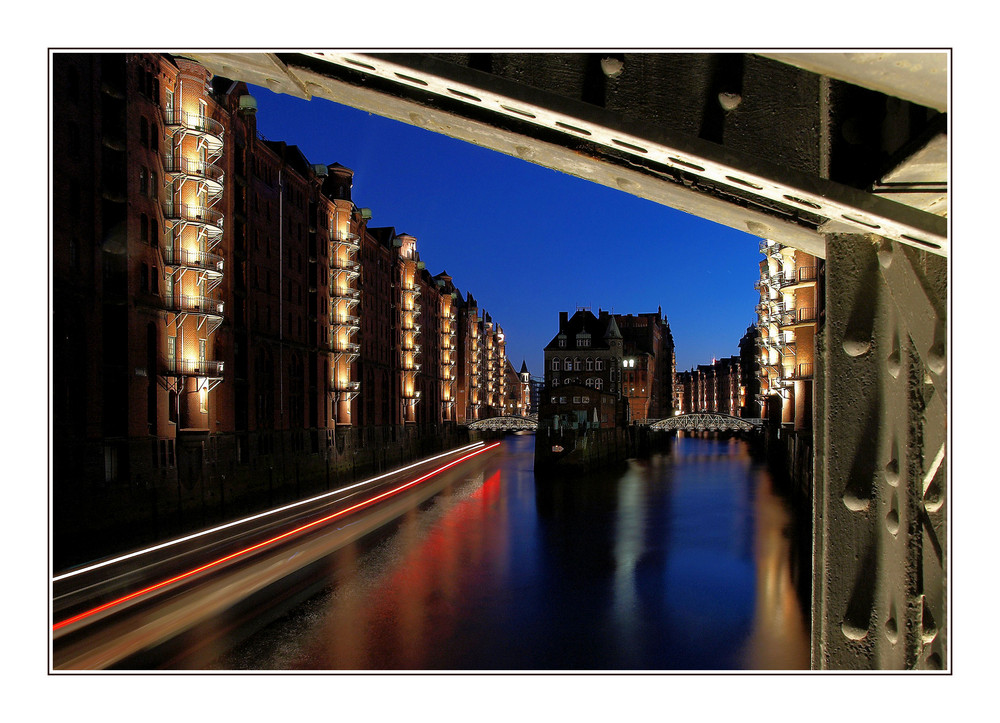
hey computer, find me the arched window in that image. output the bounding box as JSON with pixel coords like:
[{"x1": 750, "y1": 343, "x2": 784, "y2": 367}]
[
  {"x1": 595, "y1": 359, "x2": 604, "y2": 371},
  {"x1": 586, "y1": 357, "x2": 593, "y2": 371},
  {"x1": 585, "y1": 378, "x2": 594, "y2": 387},
  {"x1": 552, "y1": 358, "x2": 560, "y2": 371},
  {"x1": 564, "y1": 357, "x2": 572, "y2": 369},
  {"x1": 574, "y1": 357, "x2": 582, "y2": 371},
  {"x1": 595, "y1": 378, "x2": 603, "y2": 390}
]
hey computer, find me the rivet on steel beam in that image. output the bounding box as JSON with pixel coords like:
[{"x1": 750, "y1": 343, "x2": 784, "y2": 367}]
[
  {"x1": 601, "y1": 56, "x2": 624, "y2": 78},
  {"x1": 718, "y1": 92, "x2": 742, "y2": 111}
]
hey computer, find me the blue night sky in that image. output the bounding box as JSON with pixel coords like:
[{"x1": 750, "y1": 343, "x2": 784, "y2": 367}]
[{"x1": 250, "y1": 84, "x2": 763, "y2": 375}]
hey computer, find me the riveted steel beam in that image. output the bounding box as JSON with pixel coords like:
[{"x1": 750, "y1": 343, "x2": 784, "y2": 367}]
[{"x1": 187, "y1": 51, "x2": 947, "y2": 259}]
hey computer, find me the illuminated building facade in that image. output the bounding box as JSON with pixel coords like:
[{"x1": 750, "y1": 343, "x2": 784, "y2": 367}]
[
  {"x1": 501, "y1": 359, "x2": 531, "y2": 416},
  {"x1": 51, "y1": 52, "x2": 517, "y2": 566},
  {"x1": 433, "y1": 272, "x2": 459, "y2": 423},
  {"x1": 675, "y1": 324, "x2": 759, "y2": 418},
  {"x1": 755, "y1": 239, "x2": 821, "y2": 430}
]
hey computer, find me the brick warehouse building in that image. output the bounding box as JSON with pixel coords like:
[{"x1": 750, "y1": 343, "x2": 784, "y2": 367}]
[
  {"x1": 51, "y1": 53, "x2": 515, "y2": 568},
  {"x1": 615, "y1": 309, "x2": 676, "y2": 422},
  {"x1": 541, "y1": 308, "x2": 625, "y2": 429},
  {"x1": 674, "y1": 326, "x2": 760, "y2": 418}
]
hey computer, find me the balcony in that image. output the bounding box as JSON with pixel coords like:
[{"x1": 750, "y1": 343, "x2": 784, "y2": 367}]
[
  {"x1": 162, "y1": 155, "x2": 224, "y2": 192},
  {"x1": 162, "y1": 110, "x2": 224, "y2": 153},
  {"x1": 333, "y1": 257, "x2": 360, "y2": 273},
  {"x1": 776, "y1": 337, "x2": 797, "y2": 357},
  {"x1": 779, "y1": 307, "x2": 817, "y2": 327},
  {"x1": 791, "y1": 362, "x2": 814, "y2": 379},
  {"x1": 333, "y1": 314, "x2": 360, "y2": 328},
  {"x1": 161, "y1": 246, "x2": 224, "y2": 275},
  {"x1": 162, "y1": 357, "x2": 224, "y2": 378},
  {"x1": 333, "y1": 341, "x2": 360, "y2": 354},
  {"x1": 334, "y1": 287, "x2": 361, "y2": 301},
  {"x1": 331, "y1": 232, "x2": 360, "y2": 250},
  {"x1": 332, "y1": 380, "x2": 361, "y2": 393},
  {"x1": 164, "y1": 293, "x2": 224, "y2": 318},
  {"x1": 780, "y1": 266, "x2": 818, "y2": 288},
  {"x1": 162, "y1": 203, "x2": 224, "y2": 236}
]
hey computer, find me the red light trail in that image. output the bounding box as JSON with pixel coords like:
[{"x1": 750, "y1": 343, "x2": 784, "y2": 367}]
[{"x1": 53, "y1": 442, "x2": 501, "y2": 632}]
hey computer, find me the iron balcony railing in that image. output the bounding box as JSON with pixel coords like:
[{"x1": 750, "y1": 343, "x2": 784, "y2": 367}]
[
  {"x1": 332, "y1": 232, "x2": 360, "y2": 249},
  {"x1": 333, "y1": 341, "x2": 360, "y2": 353},
  {"x1": 334, "y1": 287, "x2": 361, "y2": 300},
  {"x1": 161, "y1": 246, "x2": 224, "y2": 273},
  {"x1": 780, "y1": 266, "x2": 818, "y2": 288},
  {"x1": 332, "y1": 266, "x2": 360, "y2": 281},
  {"x1": 333, "y1": 314, "x2": 360, "y2": 327},
  {"x1": 164, "y1": 294, "x2": 224, "y2": 316},
  {"x1": 776, "y1": 337, "x2": 797, "y2": 357},
  {"x1": 777, "y1": 306, "x2": 817, "y2": 327},
  {"x1": 332, "y1": 380, "x2": 361, "y2": 393},
  {"x1": 796, "y1": 307, "x2": 817, "y2": 323},
  {"x1": 792, "y1": 362, "x2": 814, "y2": 379},
  {"x1": 333, "y1": 257, "x2": 360, "y2": 272},
  {"x1": 162, "y1": 110, "x2": 224, "y2": 143},
  {"x1": 162, "y1": 357, "x2": 224, "y2": 378},
  {"x1": 163, "y1": 203, "x2": 224, "y2": 231},
  {"x1": 161, "y1": 155, "x2": 224, "y2": 185}
]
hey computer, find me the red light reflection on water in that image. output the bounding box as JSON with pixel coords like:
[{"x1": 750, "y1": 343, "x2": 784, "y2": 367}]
[
  {"x1": 305, "y1": 470, "x2": 505, "y2": 669},
  {"x1": 53, "y1": 444, "x2": 499, "y2": 633}
]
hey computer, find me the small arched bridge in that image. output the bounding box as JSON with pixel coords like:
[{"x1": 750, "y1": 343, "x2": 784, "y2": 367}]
[
  {"x1": 646, "y1": 413, "x2": 764, "y2": 433},
  {"x1": 467, "y1": 415, "x2": 538, "y2": 432}
]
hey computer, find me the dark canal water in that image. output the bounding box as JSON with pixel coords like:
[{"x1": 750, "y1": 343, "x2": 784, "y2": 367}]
[{"x1": 212, "y1": 433, "x2": 810, "y2": 670}]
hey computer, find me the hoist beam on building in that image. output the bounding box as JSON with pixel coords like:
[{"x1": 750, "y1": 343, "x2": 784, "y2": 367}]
[{"x1": 186, "y1": 51, "x2": 948, "y2": 259}]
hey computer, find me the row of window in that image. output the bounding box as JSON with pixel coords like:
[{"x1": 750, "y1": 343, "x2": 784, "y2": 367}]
[
  {"x1": 556, "y1": 337, "x2": 591, "y2": 348},
  {"x1": 551, "y1": 377, "x2": 605, "y2": 390},
  {"x1": 551, "y1": 357, "x2": 606, "y2": 371},
  {"x1": 550, "y1": 395, "x2": 593, "y2": 404}
]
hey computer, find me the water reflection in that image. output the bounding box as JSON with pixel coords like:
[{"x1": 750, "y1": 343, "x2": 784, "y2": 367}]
[{"x1": 214, "y1": 433, "x2": 809, "y2": 670}]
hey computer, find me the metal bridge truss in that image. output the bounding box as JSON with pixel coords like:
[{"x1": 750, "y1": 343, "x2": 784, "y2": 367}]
[
  {"x1": 467, "y1": 415, "x2": 538, "y2": 432},
  {"x1": 647, "y1": 413, "x2": 764, "y2": 433}
]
